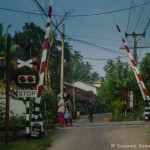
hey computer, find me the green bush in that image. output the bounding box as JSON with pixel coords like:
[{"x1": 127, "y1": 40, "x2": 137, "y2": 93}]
[
  {"x1": 0, "y1": 90, "x2": 59, "y2": 126},
  {"x1": 40, "y1": 90, "x2": 58, "y2": 125},
  {"x1": 112, "y1": 113, "x2": 124, "y2": 121},
  {"x1": 126, "y1": 112, "x2": 137, "y2": 121},
  {"x1": 0, "y1": 101, "x2": 5, "y2": 125},
  {"x1": 75, "y1": 102, "x2": 86, "y2": 114},
  {"x1": 111, "y1": 98, "x2": 146, "y2": 121},
  {"x1": 9, "y1": 111, "x2": 26, "y2": 126},
  {"x1": 72, "y1": 109, "x2": 77, "y2": 119},
  {"x1": 111, "y1": 99, "x2": 124, "y2": 121}
]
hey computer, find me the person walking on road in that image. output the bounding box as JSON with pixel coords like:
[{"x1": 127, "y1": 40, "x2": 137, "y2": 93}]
[
  {"x1": 87, "y1": 101, "x2": 95, "y2": 123},
  {"x1": 58, "y1": 97, "x2": 65, "y2": 127}
]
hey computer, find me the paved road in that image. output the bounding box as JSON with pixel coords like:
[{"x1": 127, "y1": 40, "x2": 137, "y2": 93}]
[{"x1": 48, "y1": 113, "x2": 150, "y2": 150}]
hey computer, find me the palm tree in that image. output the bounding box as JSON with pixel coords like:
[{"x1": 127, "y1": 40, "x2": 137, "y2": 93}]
[
  {"x1": 0, "y1": 23, "x2": 3, "y2": 35},
  {"x1": 0, "y1": 23, "x2": 11, "y2": 36}
]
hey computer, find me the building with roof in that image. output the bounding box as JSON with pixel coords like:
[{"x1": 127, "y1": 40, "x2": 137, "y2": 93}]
[
  {"x1": 64, "y1": 80, "x2": 103, "y2": 114},
  {"x1": 74, "y1": 80, "x2": 101, "y2": 95}
]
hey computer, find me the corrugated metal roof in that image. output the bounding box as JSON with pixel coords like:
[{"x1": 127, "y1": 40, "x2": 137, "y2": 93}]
[{"x1": 66, "y1": 89, "x2": 102, "y2": 101}]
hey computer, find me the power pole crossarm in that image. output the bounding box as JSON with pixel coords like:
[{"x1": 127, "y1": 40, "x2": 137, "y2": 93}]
[{"x1": 125, "y1": 32, "x2": 145, "y2": 66}]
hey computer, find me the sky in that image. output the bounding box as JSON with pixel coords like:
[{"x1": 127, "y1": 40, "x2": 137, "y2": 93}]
[{"x1": 1, "y1": 0, "x2": 147, "y2": 77}]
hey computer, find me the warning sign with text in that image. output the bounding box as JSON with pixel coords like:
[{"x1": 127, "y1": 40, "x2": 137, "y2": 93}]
[{"x1": 18, "y1": 90, "x2": 37, "y2": 97}]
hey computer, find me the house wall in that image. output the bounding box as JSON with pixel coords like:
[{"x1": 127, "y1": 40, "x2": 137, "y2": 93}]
[
  {"x1": 92, "y1": 83, "x2": 101, "y2": 88},
  {"x1": 74, "y1": 81, "x2": 97, "y2": 94},
  {"x1": 0, "y1": 98, "x2": 26, "y2": 116}
]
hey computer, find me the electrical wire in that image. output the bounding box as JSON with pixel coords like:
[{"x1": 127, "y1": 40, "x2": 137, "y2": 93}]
[
  {"x1": 0, "y1": 1, "x2": 150, "y2": 17},
  {"x1": 31, "y1": 1, "x2": 126, "y2": 56},
  {"x1": 0, "y1": 2, "x2": 132, "y2": 55},
  {"x1": 67, "y1": 1, "x2": 150, "y2": 17},
  {"x1": 67, "y1": 34, "x2": 121, "y2": 41},
  {"x1": 126, "y1": 0, "x2": 134, "y2": 32},
  {"x1": 134, "y1": 0, "x2": 146, "y2": 32},
  {"x1": 136, "y1": 19, "x2": 150, "y2": 42},
  {"x1": 65, "y1": 36, "x2": 125, "y2": 55},
  {"x1": 33, "y1": 5, "x2": 125, "y2": 56},
  {"x1": 83, "y1": 56, "x2": 128, "y2": 61},
  {"x1": 56, "y1": 0, "x2": 66, "y2": 13}
]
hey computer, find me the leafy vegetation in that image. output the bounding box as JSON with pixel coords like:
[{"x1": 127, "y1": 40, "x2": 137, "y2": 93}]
[
  {"x1": 1, "y1": 21, "x2": 150, "y2": 125},
  {"x1": 99, "y1": 56, "x2": 150, "y2": 121},
  {"x1": 0, "y1": 129, "x2": 55, "y2": 150},
  {"x1": 40, "y1": 90, "x2": 58, "y2": 125},
  {"x1": 0, "y1": 22, "x2": 101, "y2": 127}
]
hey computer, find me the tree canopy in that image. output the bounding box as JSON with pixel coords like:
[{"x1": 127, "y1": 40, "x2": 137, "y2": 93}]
[{"x1": 0, "y1": 22, "x2": 101, "y2": 91}]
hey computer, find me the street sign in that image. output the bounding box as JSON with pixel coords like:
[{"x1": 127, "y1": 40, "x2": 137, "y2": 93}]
[
  {"x1": 31, "y1": 123, "x2": 41, "y2": 137},
  {"x1": 13, "y1": 58, "x2": 37, "y2": 70},
  {"x1": 130, "y1": 91, "x2": 133, "y2": 108},
  {"x1": 18, "y1": 90, "x2": 37, "y2": 97}
]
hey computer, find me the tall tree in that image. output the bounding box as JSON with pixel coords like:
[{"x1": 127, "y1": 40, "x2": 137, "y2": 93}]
[
  {"x1": 13, "y1": 22, "x2": 45, "y2": 60},
  {"x1": 100, "y1": 58, "x2": 130, "y2": 102},
  {"x1": 140, "y1": 53, "x2": 150, "y2": 92}
]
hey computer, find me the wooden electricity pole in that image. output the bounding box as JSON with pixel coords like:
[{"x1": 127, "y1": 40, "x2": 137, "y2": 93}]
[
  {"x1": 124, "y1": 32, "x2": 145, "y2": 66},
  {"x1": 60, "y1": 24, "x2": 65, "y2": 100},
  {"x1": 5, "y1": 37, "x2": 11, "y2": 144},
  {"x1": 73, "y1": 78, "x2": 75, "y2": 110}
]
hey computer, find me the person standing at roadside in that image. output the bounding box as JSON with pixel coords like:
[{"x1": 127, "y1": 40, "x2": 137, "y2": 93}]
[
  {"x1": 64, "y1": 97, "x2": 69, "y2": 126},
  {"x1": 58, "y1": 97, "x2": 65, "y2": 127},
  {"x1": 67, "y1": 94, "x2": 73, "y2": 126}
]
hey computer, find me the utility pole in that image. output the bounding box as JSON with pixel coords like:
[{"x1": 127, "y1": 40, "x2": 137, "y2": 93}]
[
  {"x1": 125, "y1": 32, "x2": 145, "y2": 66},
  {"x1": 73, "y1": 78, "x2": 75, "y2": 111},
  {"x1": 5, "y1": 37, "x2": 11, "y2": 144},
  {"x1": 60, "y1": 24, "x2": 65, "y2": 100}
]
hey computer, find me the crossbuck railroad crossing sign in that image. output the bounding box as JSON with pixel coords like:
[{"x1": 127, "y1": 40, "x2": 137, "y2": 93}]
[
  {"x1": 13, "y1": 58, "x2": 37, "y2": 70},
  {"x1": 13, "y1": 57, "x2": 39, "y2": 88}
]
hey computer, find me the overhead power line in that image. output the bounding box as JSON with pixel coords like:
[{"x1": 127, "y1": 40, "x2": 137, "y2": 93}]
[
  {"x1": 35, "y1": 6, "x2": 125, "y2": 56},
  {"x1": 0, "y1": 1, "x2": 150, "y2": 17},
  {"x1": 66, "y1": 36, "x2": 125, "y2": 55},
  {"x1": 0, "y1": 3, "x2": 126, "y2": 55},
  {"x1": 50, "y1": 18, "x2": 125, "y2": 55},
  {"x1": 68, "y1": 1, "x2": 150, "y2": 17},
  {"x1": 0, "y1": 7, "x2": 42, "y2": 15},
  {"x1": 83, "y1": 56, "x2": 128, "y2": 61}
]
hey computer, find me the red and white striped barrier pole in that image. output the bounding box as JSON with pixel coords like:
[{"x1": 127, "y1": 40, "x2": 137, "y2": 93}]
[
  {"x1": 113, "y1": 19, "x2": 150, "y2": 120},
  {"x1": 31, "y1": 0, "x2": 53, "y2": 134}
]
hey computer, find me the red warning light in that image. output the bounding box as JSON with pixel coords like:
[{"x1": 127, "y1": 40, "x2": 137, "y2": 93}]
[
  {"x1": 20, "y1": 76, "x2": 26, "y2": 82},
  {"x1": 28, "y1": 76, "x2": 34, "y2": 82}
]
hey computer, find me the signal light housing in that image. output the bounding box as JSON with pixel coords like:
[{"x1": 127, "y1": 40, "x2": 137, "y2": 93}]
[
  {"x1": 15, "y1": 70, "x2": 39, "y2": 88},
  {"x1": 18, "y1": 75, "x2": 36, "y2": 84}
]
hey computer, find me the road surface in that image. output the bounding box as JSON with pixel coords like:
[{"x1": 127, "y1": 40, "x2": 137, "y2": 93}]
[{"x1": 48, "y1": 113, "x2": 150, "y2": 150}]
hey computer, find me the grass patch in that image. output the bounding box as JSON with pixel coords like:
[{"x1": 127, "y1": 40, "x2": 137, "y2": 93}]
[
  {"x1": 147, "y1": 128, "x2": 150, "y2": 133},
  {"x1": 0, "y1": 129, "x2": 55, "y2": 150}
]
